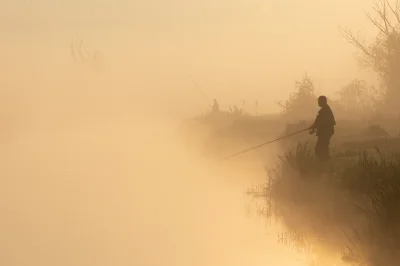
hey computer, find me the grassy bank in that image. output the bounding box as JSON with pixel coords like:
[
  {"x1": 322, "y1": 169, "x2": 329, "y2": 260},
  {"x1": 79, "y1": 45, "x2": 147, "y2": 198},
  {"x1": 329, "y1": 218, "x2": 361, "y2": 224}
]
[{"x1": 249, "y1": 143, "x2": 400, "y2": 266}]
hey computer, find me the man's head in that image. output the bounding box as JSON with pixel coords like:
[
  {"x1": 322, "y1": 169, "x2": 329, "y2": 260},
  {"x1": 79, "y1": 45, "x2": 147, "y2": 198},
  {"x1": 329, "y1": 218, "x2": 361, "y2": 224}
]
[{"x1": 318, "y1": 96, "x2": 328, "y2": 107}]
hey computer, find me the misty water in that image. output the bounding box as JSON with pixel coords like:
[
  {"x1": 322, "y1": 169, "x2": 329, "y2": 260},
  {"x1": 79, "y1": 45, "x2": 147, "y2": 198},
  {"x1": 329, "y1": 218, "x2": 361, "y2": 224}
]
[
  {"x1": 2, "y1": 0, "x2": 397, "y2": 264},
  {"x1": 0, "y1": 115, "x2": 320, "y2": 266}
]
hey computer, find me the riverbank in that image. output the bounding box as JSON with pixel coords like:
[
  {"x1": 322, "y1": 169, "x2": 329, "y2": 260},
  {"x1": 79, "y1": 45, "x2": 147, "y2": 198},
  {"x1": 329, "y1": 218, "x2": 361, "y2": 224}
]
[
  {"x1": 181, "y1": 112, "x2": 400, "y2": 266},
  {"x1": 250, "y1": 143, "x2": 400, "y2": 266}
]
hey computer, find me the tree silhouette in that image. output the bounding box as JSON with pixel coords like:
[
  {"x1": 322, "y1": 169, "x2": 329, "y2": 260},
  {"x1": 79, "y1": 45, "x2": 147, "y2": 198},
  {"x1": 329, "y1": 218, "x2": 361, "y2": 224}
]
[
  {"x1": 340, "y1": 0, "x2": 400, "y2": 111},
  {"x1": 338, "y1": 79, "x2": 382, "y2": 114},
  {"x1": 277, "y1": 73, "x2": 317, "y2": 121}
]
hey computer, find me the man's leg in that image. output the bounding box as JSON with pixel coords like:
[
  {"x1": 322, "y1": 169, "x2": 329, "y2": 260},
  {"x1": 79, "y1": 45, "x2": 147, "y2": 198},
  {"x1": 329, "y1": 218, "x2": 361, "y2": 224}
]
[
  {"x1": 315, "y1": 137, "x2": 329, "y2": 160},
  {"x1": 315, "y1": 135, "x2": 332, "y2": 174},
  {"x1": 321, "y1": 135, "x2": 332, "y2": 162},
  {"x1": 315, "y1": 138, "x2": 322, "y2": 159}
]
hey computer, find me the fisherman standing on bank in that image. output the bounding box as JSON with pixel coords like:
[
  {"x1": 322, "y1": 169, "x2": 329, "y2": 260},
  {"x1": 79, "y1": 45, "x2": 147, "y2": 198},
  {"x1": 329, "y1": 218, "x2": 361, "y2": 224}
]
[
  {"x1": 309, "y1": 96, "x2": 336, "y2": 162},
  {"x1": 212, "y1": 99, "x2": 219, "y2": 114}
]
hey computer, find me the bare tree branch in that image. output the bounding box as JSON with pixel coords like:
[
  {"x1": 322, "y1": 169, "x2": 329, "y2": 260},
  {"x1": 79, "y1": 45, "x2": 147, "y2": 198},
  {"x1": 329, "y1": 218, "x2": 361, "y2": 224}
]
[
  {"x1": 365, "y1": 10, "x2": 389, "y2": 36},
  {"x1": 339, "y1": 27, "x2": 373, "y2": 57},
  {"x1": 386, "y1": 0, "x2": 400, "y2": 25},
  {"x1": 375, "y1": 1, "x2": 396, "y2": 33}
]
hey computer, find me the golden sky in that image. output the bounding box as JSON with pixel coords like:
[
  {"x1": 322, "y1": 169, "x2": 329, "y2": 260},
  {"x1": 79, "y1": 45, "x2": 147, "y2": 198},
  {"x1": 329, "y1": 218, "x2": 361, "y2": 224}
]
[{"x1": 1, "y1": 0, "x2": 379, "y2": 115}]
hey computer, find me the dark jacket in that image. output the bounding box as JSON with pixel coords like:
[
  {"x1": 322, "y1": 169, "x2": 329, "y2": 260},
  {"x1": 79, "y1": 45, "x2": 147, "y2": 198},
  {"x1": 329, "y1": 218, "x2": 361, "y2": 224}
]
[{"x1": 310, "y1": 105, "x2": 336, "y2": 136}]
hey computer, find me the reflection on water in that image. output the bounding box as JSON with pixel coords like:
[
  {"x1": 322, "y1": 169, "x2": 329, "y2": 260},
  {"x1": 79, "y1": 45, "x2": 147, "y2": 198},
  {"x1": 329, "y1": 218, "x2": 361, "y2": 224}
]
[{"x1": 0, "y1": 119, "x2": 342, "y2": 266}]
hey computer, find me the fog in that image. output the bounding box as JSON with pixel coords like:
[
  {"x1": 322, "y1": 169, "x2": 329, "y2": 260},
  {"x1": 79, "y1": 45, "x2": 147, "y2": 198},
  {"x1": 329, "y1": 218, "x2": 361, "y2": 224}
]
[
  {"x1": 2, "y1": 0, "x2": 379, "y2": 115},
  {"x1": 1, "y1": 107, "x2": 322, "y2": 265},
  {"x1": 0, "y1": 0, "x2": 381, "y2": 264}
]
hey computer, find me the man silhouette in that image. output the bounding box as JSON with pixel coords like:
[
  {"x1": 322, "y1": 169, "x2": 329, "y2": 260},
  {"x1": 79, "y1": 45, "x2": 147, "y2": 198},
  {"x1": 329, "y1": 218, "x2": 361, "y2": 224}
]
[
  {"x1": 212, "y1": 99, "x2": 219, "y2": 113},
  {"x1": 309, "y1": 96, "x2": 336, "y2": 162}
]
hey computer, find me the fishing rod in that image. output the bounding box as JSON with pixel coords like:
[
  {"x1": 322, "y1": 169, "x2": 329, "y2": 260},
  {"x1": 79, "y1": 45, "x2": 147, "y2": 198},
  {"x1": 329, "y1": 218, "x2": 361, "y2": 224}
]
[
  {"x1": 188, "y1": 75, "x2": 211, "y2": 107},
  {"x1": 224, "y1": 128, "x2": 309, "y2": 160}
]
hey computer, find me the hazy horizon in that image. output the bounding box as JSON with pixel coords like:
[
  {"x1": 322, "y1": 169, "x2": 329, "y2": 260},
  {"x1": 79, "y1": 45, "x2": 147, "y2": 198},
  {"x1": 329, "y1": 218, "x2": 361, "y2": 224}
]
[
  {"x1": 1, "y1": 0, "x2": 381, "y2": 117},
  {"x1": 1, "y1": 1, "x2": 394, "y2": 265}
]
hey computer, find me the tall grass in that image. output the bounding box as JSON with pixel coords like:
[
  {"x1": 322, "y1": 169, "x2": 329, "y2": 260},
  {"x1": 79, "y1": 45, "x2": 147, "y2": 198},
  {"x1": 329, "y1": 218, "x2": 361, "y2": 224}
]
[{"x1": 250, "y1": 143, "x2": 400, "y2": 266}]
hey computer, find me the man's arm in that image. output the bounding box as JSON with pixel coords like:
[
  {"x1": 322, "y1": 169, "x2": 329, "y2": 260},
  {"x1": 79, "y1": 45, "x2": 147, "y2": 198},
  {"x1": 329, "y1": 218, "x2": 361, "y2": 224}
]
[{"x1": 309, "y1": 113, "x2": 320, "y2": 134}]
